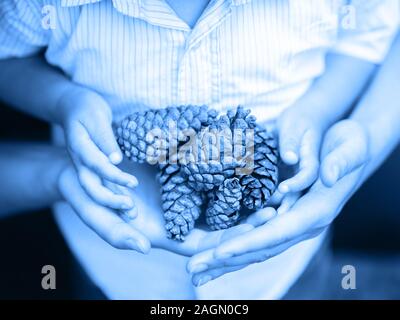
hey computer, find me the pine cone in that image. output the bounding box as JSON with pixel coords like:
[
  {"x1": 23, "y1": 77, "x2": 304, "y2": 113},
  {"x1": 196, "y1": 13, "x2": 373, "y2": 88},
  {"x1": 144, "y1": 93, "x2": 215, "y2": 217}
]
[
  {"x1": 179, "y1": 105, "x2": 279, "y2": 229},
  {"x1": 115, "y1": 105, "x2": 279, "y2": 241},
  {"x1": 240, "y1": 125, "x2": 279, "y2": 210},
  {"x1": 180, "y1": 106, "x2": 254, "y2": 191},
  {"x1": 158, "y1": 163, "x2": 203, "y2": 241},
  {"x1": 206, "y1": 178, "x2": 242, "y2": 230},
  {"x1": 115, "y1": 105, "x2": 218, "y2": 163}
]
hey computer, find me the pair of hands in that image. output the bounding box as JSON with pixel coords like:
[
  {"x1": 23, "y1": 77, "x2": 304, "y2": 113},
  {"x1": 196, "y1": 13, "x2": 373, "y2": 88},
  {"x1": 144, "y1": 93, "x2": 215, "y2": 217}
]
[
  {"x1": 187, "y1": 109, "x2": 369, "y2": 286},
  {"x1": 56, "y1": 88, "x2": 369, "y2": 286},
  {"x1": 56, "y1": 88, "x2": 255, "y2": 256}
]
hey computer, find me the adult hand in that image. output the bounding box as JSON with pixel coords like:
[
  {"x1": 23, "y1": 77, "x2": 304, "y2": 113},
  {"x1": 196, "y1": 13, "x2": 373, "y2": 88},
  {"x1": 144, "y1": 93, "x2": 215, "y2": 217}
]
[
  {"x1": 58, "y1": 161, "x2": 254, "y2": 257},
  {"x1": 187, "y1": 119, "x2": 369, "y2": 286}
]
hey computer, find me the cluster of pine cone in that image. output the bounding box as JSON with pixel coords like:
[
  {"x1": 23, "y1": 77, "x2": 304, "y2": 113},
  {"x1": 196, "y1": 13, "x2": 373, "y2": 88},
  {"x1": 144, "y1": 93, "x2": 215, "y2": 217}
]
[{"x1": 115, "y1": 106, "x2": 279, "y2": 241}]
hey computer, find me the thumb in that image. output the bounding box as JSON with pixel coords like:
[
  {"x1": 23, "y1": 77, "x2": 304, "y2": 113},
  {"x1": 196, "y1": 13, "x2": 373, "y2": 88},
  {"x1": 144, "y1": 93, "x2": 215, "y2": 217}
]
[
  {"x1": 90, "y1": 120, "x2": 123, "y2": 165},
  {"x1": 278, "y1": 114, "x2": 308, "y2": 165},
  {"x1": 320, "y1": 121, "x2": 368, "y2": 187},
  {"x1": 77, "y1": 92, "x2": 123, "y2": 165}
]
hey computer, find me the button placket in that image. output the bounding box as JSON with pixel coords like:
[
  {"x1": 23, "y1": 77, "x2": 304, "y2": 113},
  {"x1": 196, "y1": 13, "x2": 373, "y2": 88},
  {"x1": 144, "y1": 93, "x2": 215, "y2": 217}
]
[
  {"x1": 175, "y1": 0, "x2": 234, "y2": 105},
  {"x1": 210, "y1": 29, "x2": 221, "y2": 105},
  {"x1": 177, "y1": 55, "x2": 189, "y2": 103}
]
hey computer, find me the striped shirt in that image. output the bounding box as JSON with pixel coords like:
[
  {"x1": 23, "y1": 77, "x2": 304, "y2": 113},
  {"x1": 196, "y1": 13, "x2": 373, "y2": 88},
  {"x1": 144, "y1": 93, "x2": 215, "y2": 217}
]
[{"x1": 0, "y1": 0, "x2": 398, "y2": 299}]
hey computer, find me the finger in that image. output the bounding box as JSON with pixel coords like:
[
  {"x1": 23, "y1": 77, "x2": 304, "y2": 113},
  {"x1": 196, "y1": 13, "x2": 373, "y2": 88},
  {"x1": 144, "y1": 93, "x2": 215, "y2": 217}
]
[
  {"x1": 245, "y1": 207, "x2": 277, "y2": 226},
  {"x1": 166, "y1": 224, "x2": 255, "y2": 257},
  {"x1": 68, "y1": 124, "x2": 138, "y2": 188},
  {"x1": 188, "y1": 228, "x2": 302, "y2": 274},
  {"x1": 187, "y1": 249, "x2": 215, "y2": 274},
  {"x1": 213, "y1": 209, "x2": 313, "y2": 259},
  {"x1": 278, "y1": 116, "x2": 307, "y2": 165},
  {"x1": 192, "y1": 227, "x2": 323, "y2": 285},
  {"x1": 78, "y1": 102, "x2": 123, "y2": 165},
  {"x1": 320, "y1": 135, "x2": 368, "y2": 187},
  {"x1": 197, "y1": 223, "x2": 255, "y2": 252},
  {"x1": 59, "y1": 168, "x2": 150, "y2": 253},
  {"x1": 192, "y1": 265, "x2": 247, "y2": 286},
  {"x1": 120, "y1": 206, "x2": 138, "y2": 220},
  {"x1": 89, "y1": 119, "x2": 123, "y2": 165},
  {"x1": 278, "y1": 129, "x2": 320, "y2": 193},
  {"x1": 277, "y1": 192, "x2": 301, "y2": 215},
  {"x1": 78, "y1": 165, "x2": 135, "y2": 210},
  {"x1": 268, "y1": 189, "x2": 284, "y2": 206},
  {"x1": 187, "y1": 238, "x2": 256, "y2": 274},
  {"x1": 104, "y1": 180, "x2": 138, "y2": 219}
]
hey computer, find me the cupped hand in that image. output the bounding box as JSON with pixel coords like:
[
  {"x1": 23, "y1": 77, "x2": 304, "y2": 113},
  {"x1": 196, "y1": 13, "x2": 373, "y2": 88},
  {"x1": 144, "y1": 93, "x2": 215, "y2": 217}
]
[
  {"x1": 187, "y1": 119, "x2": 369, "y2": 285},
  {"x1": 58, "y1": 87, "x2": 138, "y2": 211},
  {"x1": 319, "y1": 119, "x2": 369, "y2": 187},
  {"x1": 58, "y1": 161, "x2": 254, "y2": 257},
  {"x1": 113, "y1": 161, "x2": 256, "y2": 256},
  {"x1": 276, "y1": 106, "x2": 323, "y2": 194}
]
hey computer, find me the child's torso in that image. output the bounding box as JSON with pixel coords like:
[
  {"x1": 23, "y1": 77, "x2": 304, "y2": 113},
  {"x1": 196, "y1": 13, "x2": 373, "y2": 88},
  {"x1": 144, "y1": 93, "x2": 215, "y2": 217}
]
[{"x1": 46, "y1": 0, "x2": 342, "y2": 122}]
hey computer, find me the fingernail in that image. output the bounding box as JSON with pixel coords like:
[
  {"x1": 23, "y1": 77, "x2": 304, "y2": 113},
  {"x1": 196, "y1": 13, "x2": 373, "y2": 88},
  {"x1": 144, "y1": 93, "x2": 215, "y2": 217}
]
[
  {"x1": 126, "y1": 239, "x2": 142, "y2": 252},
  {"x1": 127, "y1": 178, "x2": 138, "y2": 188},
  {"x1": 196, "y1": 275, "x2": 212, "y2": 287},
  {"x1": 284, "y1": 151, "x2": 298, "y2": 164},
  {"x1": 189, "y1": 263, "x2": 208, "y2": 274},
  {"x1": 279, "y1": 183, "x2": 290, "y2": 194},
  {"x1": 137, "y1": 240, "x2": 150, "y2": 254},
  {"x1": 109, "y1": 152, "x2": 122, "y2": 165},
  {"x1": 127, "y1": 239, "x2": 149, "y2": 254}
]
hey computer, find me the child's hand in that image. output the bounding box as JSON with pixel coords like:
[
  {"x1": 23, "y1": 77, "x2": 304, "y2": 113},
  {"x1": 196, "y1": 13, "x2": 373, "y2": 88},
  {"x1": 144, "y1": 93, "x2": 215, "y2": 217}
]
[
  {"x1": 320, "y1": 119, "x2": 369, "y2": 187},
  {"x1": 276, "y1": 106, "x2": 323, "y2": 194},
  {"x1": 58, "y1": 87, "x2": 138, "y2": 210}
]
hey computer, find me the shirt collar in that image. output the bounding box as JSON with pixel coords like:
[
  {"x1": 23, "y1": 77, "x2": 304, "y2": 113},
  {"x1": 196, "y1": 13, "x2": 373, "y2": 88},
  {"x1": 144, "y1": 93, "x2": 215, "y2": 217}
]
[
  {"x1": 61, "y1": 0, "x2": 140, "y2": 18},
  {"x1": 61, "y1": 0, "x2": 251, "y2": 32},
  {"x1": 61, "y1": 0, "x2": 252, "y2": 16}
]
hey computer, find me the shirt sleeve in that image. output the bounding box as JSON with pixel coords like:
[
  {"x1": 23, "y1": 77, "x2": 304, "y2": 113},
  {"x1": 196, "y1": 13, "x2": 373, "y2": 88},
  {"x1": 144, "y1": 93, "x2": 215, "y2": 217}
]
[
  {"x1": 0, "y1": 0, "x2": 50, "y2": 59},
  {"x1": 332, "y1": 0, "x2": 400, "y2": 64}
]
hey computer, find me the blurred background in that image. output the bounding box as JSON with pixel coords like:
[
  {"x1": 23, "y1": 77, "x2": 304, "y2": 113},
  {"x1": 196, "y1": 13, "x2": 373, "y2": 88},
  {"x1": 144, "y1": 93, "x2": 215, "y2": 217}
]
[{"x1": 0, "y1": 103, "x2": 399, "y2": 300}]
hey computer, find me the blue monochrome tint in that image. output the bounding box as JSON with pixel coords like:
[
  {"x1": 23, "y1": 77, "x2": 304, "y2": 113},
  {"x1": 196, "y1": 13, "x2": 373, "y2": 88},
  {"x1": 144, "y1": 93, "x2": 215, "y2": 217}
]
[{"x1": 0, "y1": 0, "x2": 399, "y2": 300}]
